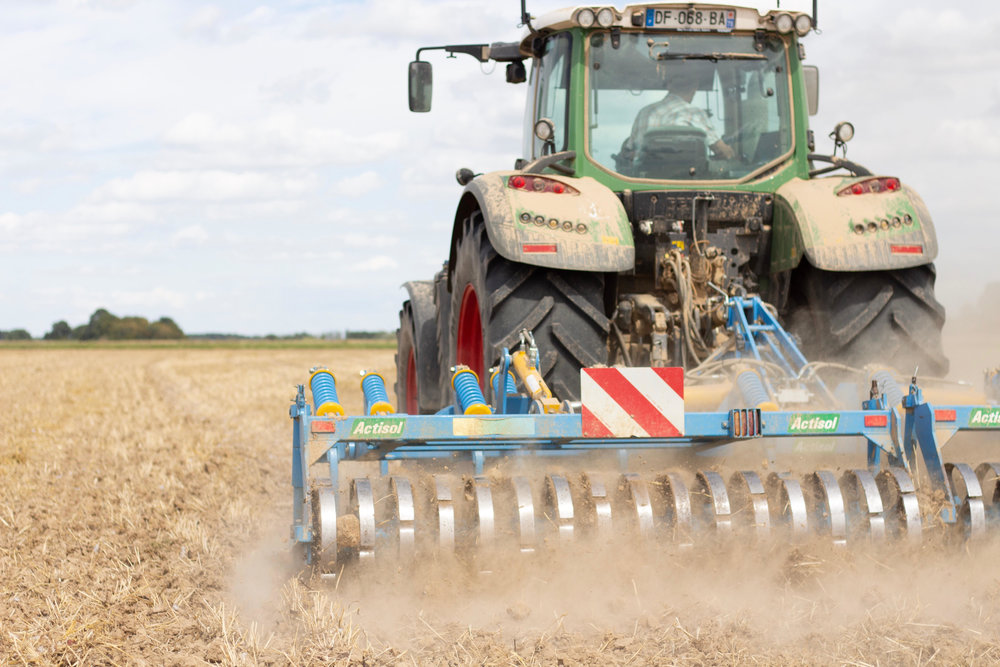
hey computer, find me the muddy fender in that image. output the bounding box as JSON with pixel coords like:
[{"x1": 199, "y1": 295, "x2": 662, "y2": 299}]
[
  {"x1": 770, "y1": 176, "x2": 938, "y2": 273},
  {"x1": 449, "y1": 171, "x2": 634, "y2": 275}
]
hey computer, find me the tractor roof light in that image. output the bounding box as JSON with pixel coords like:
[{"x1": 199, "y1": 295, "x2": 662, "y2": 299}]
[
  {"x1": 596, "y1": 7, "x2": 615, "y2": 27},
  {"x1": 576, "y1": 8, "x2": 596, "y2": 28},
  {"x1": 534, "y1": 118, "x2": 554, "y2": 143},
  {"x1": 834, "y1": 121, "x2": 855, "y2": 144},
  {"x1": 794, "y1": 14, "x2": 812, "y2": 36},
  {"x1": 773, "y1": 13, "x2": 794, "y2": 34}
]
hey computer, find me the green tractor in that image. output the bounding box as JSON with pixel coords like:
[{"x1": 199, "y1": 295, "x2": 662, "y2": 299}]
[{"x1": 396, "y1": 3, "x2": 945, "y2": 414}]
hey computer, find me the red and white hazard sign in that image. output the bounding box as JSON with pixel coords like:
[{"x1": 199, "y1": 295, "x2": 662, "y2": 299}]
[{"x1": 581, "y1": 367, "x2": 685, "y2": 437}]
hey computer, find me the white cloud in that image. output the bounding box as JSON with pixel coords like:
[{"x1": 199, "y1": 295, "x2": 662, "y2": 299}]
[
  {"x1": 182, "y1": 5, "x2": 223, "y2": 40},
  {"x1": 0, "y1": 212, "x2": 21, "y2": 231},
  {"x1": 182, "y1": 4, "x2": 278, "y2": 43},
  {"x1": 352, "y1": 255, "x2": 398, "y2": 272},
  {"x1": 111, "y1": 287, "x2": 187, "y2": 310},
  {"x1": 92, "y1": 169, "x2": 318, "y2": 202},
  {"x1": 163, "y1": 112, "x2": 404, "y2": 168},
  {"x1": 172, "y1": 225, "x2": 209, "y2": 245},
  {"x1": 70, "y1": 0, "x2": 137, "y2": 10},
  {"x1": 333, "y1": 171, "x2": 383, "y2": 198},
  {"x1": 71, "y1": 201, "x2": 156, "y2": 223}
]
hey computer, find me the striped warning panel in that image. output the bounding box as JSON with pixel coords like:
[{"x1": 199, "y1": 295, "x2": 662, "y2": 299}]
[{"x1": 581, "y1": 367, "x2": 684, "y2": 437}]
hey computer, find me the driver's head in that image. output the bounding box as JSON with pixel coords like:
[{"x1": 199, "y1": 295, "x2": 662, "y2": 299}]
[{"x1": 667, "y1": 65, "x2": 708, "y2": 100}]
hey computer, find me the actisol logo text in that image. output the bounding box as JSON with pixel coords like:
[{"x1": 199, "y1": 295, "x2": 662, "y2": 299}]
[
  {"x1": 350, "y1": 417, "x2": 405, "y2": 438},
  {"x1": 788, "y1": 413, "x2": 840, "y2": 433},
  {"x1": 969, "y1": 408, "x2": 1000, "y2": 428}
]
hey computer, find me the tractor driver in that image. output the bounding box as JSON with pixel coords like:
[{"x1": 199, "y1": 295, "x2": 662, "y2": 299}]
[{"x1": 627, "y1": 66, "x2": 736, "y2": 161}]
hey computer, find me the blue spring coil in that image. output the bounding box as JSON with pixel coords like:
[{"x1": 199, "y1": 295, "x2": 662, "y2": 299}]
[
  {"x1": 491, "y1": 370, "x2": 517, "y2": 397},
  {"x1": 736, "y1": 369, "x2": 773, "y2": 409},
  {"x1": 361, "y1": 372, "x2": 394, "y2": 414},
  {"x1": 453, "y1": 369, "x2": 490, "y2": 414},
  {"x1": 310, "y1": 369, "x2": 343, "y2": 416}
]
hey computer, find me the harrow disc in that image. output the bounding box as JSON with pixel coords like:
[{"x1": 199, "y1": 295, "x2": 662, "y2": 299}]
[
  {"x1": 802, "y1": 471, "x2": 847, "y2": 547},
  {"x1": 729, "y1": 471, "x2": 771, "y2": 542},
  {"x1": 692, "y1": 470, "x2": 733, "y2": 537},
  {"x1": 766, "y1": 472, "x2": 809, "y2": 541},
  {"x1": 875, "y1": 467, "x2": 922, "y2": 544},
  {"x1": 840, "y1": 469, "x2": 886, "y2": 543},
  {"x1": 580, "y1": 473, "x2": 613, "y2": 538},
  {"x1": 946, "y1": 463, "x2": 985, "y2": 542},
  {"x1": 544, "y1": 474, "x2": 576, "y2": 543},
  {"x1": 975, "y1": 463, "x2": 1000, "y2": 529}
]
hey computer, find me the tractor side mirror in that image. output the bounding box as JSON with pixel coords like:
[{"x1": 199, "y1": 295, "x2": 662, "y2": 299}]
[
  {"x1": 802, "y1": 65, "x2": 819, "y2": 116},
  {"x1": 408, "y1": 60, "x2": 433, "y2": 112}
]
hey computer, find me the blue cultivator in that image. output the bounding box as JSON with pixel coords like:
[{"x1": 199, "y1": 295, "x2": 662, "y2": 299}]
[{"x1": 291, "y1": 297, "x2": 1000, "y2": 575}]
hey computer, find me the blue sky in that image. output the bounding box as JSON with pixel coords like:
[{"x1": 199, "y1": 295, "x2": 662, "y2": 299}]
[{"x1": 0, "y1": 0, "x2": 997, "y2": 336}]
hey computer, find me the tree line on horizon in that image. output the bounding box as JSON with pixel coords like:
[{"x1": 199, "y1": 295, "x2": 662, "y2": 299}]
[{"x1": 0, "y1": 308, "x2": 184, "y2": 341}]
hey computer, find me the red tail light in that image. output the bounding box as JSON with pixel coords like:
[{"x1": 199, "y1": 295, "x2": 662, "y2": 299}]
[
  {"x1": 837, "y1": 177, "x2": 901, "y2": 196},
  {"x1": 507, "y1": 175, "x2": 579, "y2": 195}
]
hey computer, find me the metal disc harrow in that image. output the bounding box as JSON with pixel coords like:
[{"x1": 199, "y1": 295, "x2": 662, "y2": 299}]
[{"x1": 309, "y1": 462, "x2": 1000, "y2": 572}]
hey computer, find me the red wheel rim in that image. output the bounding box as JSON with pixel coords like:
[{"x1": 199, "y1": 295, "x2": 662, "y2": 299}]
[
  {"x1": 456, "y1": 284, "x2": 484, "y2": 387},
  {"x1": 405, "y1": 348, "x2": 418, "y2": 414}
]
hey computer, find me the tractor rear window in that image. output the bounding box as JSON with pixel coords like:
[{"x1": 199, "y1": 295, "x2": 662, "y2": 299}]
[{"x1": 586, "y1": 31, "x2": 792, "y2": 181}]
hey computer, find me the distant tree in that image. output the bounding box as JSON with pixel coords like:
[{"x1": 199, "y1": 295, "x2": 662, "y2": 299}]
[
  {"x1": 81, "y1": 308, "x2": 119, "y2": 340},
  {"x1": 44, "y1": 320, "x2": 72, "y2": 340},
  {"x1": 0, "y1": 329, "x2": 32, "y2": 340},
  {"x1": 108, "y1": 316, "x2": 150, "y2": 339},
  {"x1": 70, "y1": 324, "x2": 88, "y2": 340},
  {"x1": 149, "y1": 317, "x2": 184, "y2": 339}
]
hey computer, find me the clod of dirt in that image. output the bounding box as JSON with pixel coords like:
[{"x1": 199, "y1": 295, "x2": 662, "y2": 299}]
[
  {"x1": 337, "y1": 514, "x2": 360, "y2": 549},
  {"x1": 506, "y1": 602, "x2": 532, "y2": 620}
]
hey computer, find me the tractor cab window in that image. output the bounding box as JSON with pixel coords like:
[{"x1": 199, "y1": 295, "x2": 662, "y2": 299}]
[
  {"x1": 587, "y1": 31, "x2": 792, "y2": 181},
  {"x1": 530, "y1": 33, "x2": 573, "y2": 158}
]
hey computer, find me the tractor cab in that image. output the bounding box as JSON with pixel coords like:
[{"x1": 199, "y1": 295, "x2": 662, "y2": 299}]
[{"x1": 520, "y1": 5, "x2": 816, "y2": 186}]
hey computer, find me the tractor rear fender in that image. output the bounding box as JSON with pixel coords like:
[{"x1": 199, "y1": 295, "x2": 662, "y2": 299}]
[
  {"x1": 770, "y1": 176, "x2": 938, "y2": 273},
  {"x1": 447, "y1": 171, "x2": 634, "y2": 285}
]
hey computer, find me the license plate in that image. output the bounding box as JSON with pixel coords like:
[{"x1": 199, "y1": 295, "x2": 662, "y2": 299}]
[{"x1": 644, "y1": 7, "x2": 736, "y2": 31}]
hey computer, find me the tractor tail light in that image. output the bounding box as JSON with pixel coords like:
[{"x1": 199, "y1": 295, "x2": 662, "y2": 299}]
[
  {"x1": 837, "y1": 177, "x2": 901, "y2": 196},
  {"x1": 507, "y1": 175, "x2": 580, "y2": 195}
]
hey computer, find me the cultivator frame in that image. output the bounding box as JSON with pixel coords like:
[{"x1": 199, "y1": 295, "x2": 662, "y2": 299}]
[{"x1": 290, "y1": 297, "x2": 1000, "y2": 572}]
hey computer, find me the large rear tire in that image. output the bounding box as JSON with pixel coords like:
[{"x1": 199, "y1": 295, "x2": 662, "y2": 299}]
[
  {"x1": 395, "y1": 280, "x2": 442, "y2": 414},
  {"x1": 446, "y1": 212, "x2": 610, "y2": 401},
  {"x1": 395, "y1": 303, "x2": 420, "y2": 414},
  {"x1": 787, "y1": 263, "x2": 948, "y2": 376}
]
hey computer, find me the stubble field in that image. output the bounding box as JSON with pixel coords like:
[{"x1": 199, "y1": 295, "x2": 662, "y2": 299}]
[{"x1": 3, "y1": 343, "x2": 1000, "y2": 665}]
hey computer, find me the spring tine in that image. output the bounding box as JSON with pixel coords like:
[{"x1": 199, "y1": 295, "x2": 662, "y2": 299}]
[
  {"x1": 803, "y1": 471, "x2": 847, "y2": 547},
  {"x1": 467, "y1": 475, "x2": 495, "y2": 549},
  {"x1": 694, "y1": 470, "x2": 731, "y2": 536},
  {"x1": 974, "y1": 463, "x2": 1000, "y2": 528},
  {"x1": 729, "y1": 471, "x2": 771, "y2": 541},
  {"x1": 946, "y1": 462, "x2": 986, "y2": 542},
  {"x1": 390, "y1": 476, "x2": 415, "y2": 560},
  {"x1": 765, "y1": 472, "x2": 809, "y2": 540},
  {"x1": 511, "y1": 476, "x2": 536, "y2": 554},
  {"x1": 310, "y1": 486, "x2": 338, "y2": 571},
  {"x1": 840, "y1": 469, "x2": 885, "y2": 543},
  {"x1": 351, "y1": 478, "x2": 376, "y2": 561},
  {"x1": 432, "y1": 475, "x2": 455, "y2": 553},
  {"x1": 656, "y1": 472, "x2": 693, "y2": 547},
  {"x1": 876, "y1": 467, "x2": 922, "y2": 545},
  {"x1": 545, "y1": 474, "x2": 575, "y2": 542},
  {"x1": 621, "y1": 473, "x2": 655, "y2": 538},
  {"x1": 582, "y1": 473, "x2": 613, "y2": 537}
]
